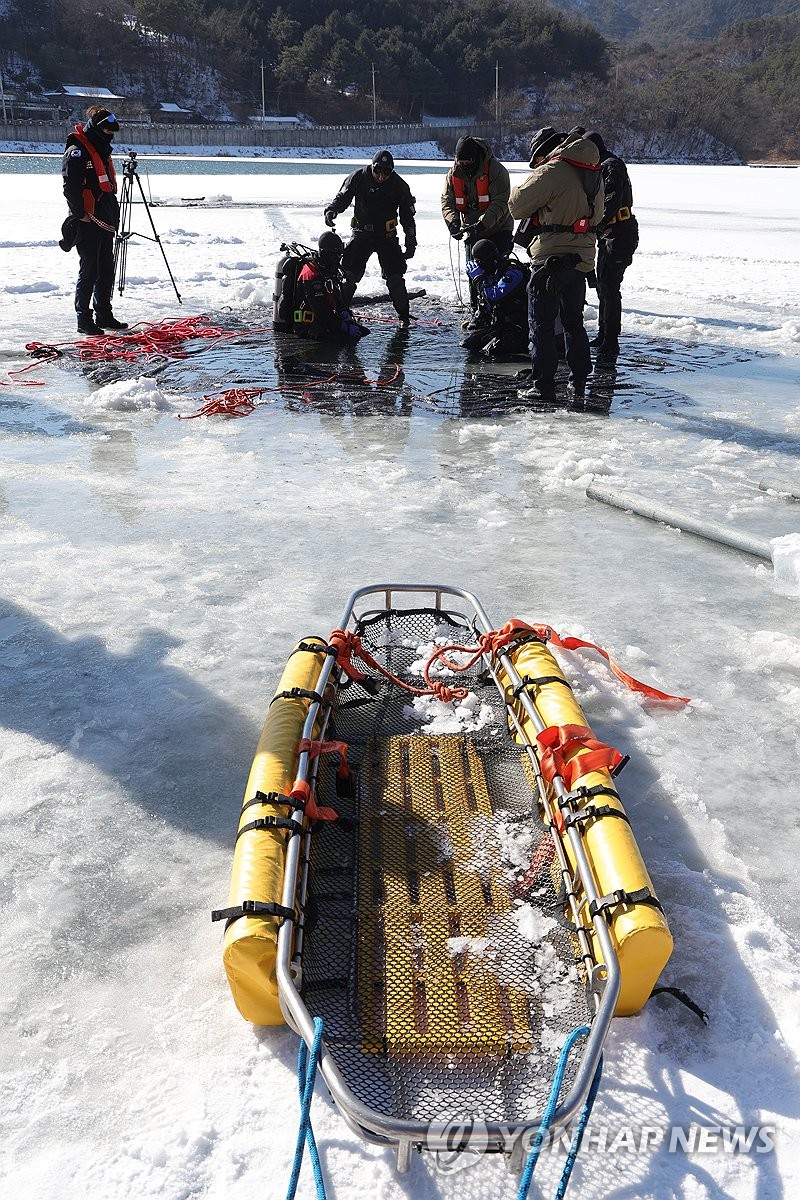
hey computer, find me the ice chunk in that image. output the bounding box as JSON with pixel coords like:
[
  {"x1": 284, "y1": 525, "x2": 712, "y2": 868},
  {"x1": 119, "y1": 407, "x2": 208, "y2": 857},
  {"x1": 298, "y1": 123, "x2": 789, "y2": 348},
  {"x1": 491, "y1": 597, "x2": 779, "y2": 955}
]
[
  {"x1": 770, "y1": 533, "x2": 800, "y2": 598},
  {"x1": 89, "y1": 376, "x2": 173, "y2": 412}
]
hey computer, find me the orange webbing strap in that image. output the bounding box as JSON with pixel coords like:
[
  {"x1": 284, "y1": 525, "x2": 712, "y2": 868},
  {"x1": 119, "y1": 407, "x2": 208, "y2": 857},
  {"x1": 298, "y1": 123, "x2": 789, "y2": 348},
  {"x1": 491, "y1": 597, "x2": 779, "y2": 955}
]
[
  {"x1": 298, "y1": 736, "x2": 351, "y2": 779},
  {"x1": 513, "y1": 833, "x2": 557, "y2": 899},
  {"x1": 288, "y1": 777, "x2": 339, "y2": 823},
  {"x1": 490, "y1": 619, "x2": 690, "y2": 704},
  {"x1": 328, "y1": 629, "x2": 371, "y2": 683},
  {"x1": 536, "y1": 724, "x2": 624, "y2": 791}
]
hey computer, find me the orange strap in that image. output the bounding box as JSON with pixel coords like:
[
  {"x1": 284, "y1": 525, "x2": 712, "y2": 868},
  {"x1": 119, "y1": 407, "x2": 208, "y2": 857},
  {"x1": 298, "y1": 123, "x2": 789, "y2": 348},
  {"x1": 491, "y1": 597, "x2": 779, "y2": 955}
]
[
  {"x1": 298, "y1": 736, "x2": 350, "y2": 779},
  {"x1": 536, "y1": 724, "x2": 624, "y2": 790},
  {"x1": 513, "y1": 833, "x2": 556, "y2": 898},
  {"x1": 289, "y1": 777, "x2": 339, "y2": 823},
  {"x1": 484, "y1": 619, "x2": 690, "y2": 704},
  {"x1": 530, "y1": 624, "x2": 690, "y2": 704},
  {"x1": 328, "y1": 628, "x2": 370, "y2": 683},
  {"x1": 290, "y1": 738, "x2": 352, "y2": 823}
]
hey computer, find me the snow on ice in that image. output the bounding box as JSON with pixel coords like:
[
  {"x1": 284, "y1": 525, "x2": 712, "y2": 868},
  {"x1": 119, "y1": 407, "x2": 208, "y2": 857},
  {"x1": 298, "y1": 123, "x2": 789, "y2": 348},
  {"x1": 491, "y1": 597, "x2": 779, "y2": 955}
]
[{"x1": 1, "y1": 148, "x2": 799, "y2": 1200}]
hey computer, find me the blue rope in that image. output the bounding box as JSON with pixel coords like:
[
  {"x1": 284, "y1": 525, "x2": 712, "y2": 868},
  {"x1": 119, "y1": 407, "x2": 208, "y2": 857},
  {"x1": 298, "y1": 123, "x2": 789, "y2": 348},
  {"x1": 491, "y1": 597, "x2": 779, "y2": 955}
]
[
  {"x1": 286, "y1": 1017, "x2": 327, "y2": 1200},
  {"x1": 517, "y1": 1024, "x2": 595, "y2": 1200},
  {"x1": 554, "y1": 1053, "x2": 604, "y2": 1200}
]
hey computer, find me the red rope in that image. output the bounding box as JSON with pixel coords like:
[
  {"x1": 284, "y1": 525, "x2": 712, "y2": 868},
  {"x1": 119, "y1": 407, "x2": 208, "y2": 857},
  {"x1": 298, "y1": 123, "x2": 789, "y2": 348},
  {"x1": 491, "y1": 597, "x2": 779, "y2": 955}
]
[
  {"x1": 329, "y1": 628, "x2": 479, "y2": 705},
  {"x1": 13, "y1": 316, "x2": 279, "y2": 384},
  {"x1": 178, "y1": 363, "x2": 403, "y2": 418},
  {"x1": 178, "y1": 387, "x2": 267, "y2": 418},
  {"x1": 1, "y1": 360, "x2": 49, "y2": 386},
  {"x1": 328, "y1": 618, "x2": 690, "y2": 708},
  {"x1": 9, "y1": 316, "x2": 406, "y2": 401}
]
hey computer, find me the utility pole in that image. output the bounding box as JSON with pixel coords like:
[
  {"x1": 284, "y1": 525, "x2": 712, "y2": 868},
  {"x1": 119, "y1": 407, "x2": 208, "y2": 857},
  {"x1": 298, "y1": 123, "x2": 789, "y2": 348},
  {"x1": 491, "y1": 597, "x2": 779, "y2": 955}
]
[
  {"x1": 495, "y1": 60, "x2": 499, "y2": 123},
  {"x1": 371, "y1": 62, "x2": 377, "y2": 129},
  {"x1": 261, "y1": 60, "x2": 266, "y2": 122}
]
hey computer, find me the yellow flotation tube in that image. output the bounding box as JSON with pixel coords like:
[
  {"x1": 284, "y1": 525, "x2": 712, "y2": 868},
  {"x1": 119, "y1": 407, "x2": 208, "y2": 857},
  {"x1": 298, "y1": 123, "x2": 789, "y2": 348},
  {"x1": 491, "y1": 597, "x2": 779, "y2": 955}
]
[
  {"x1": 503, "y1": 636, "x2": 673, "y2": 1017},
  {"x1": 219, "y1": 640, "x2": 328, "y2": 1025}
]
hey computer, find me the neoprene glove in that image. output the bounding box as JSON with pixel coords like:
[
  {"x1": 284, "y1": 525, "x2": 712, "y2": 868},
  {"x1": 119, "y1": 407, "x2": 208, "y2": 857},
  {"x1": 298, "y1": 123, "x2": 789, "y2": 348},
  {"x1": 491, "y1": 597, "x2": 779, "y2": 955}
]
[
  {"x1": 324, "y1": 209, "x2": 336, "y2": 228},
  {"x1": 404, "y1": 238, "x2": 416, "y2": 260},
  {"x1": 341, "y1": 310, "x2": 370, "y2": 340},
  {"x1": 447, "y1": 220, "x2": 463, "y2": 240}
]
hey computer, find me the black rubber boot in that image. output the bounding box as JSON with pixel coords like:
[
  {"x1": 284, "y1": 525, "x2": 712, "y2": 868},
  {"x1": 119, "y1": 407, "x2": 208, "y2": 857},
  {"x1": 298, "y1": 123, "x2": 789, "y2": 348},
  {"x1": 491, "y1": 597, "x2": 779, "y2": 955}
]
[
  {"x1": 596, "y1": 339, "x2": 619, "y2": 362},
  {"x1": 386, "y1": 275, "x2": 410, "y2": 323},
  {"x1": 77, "y1": 314, "x2": 102, "y2": 335},
  {"x1": 95, "y1": 312, "x2": 129, "y2": 331}
]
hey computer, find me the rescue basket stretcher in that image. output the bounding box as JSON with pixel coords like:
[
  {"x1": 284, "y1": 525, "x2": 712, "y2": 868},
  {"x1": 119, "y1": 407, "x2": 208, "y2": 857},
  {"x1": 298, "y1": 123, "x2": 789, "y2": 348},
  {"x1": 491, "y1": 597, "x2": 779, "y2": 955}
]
[{"x1": 214, "y1": 584, "x2": 674, "y2": 1169}]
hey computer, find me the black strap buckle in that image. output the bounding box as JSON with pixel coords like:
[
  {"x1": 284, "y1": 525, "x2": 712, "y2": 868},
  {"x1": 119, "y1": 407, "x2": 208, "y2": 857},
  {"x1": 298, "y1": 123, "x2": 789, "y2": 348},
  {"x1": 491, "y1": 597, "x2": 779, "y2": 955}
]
[
  {"x1": 235, "y1": 816, "x2": 305, "y2": 843},
  {"x1": 290, "y1": 640, "x2": 337, "y2": 657},
  {"x1": 512, "y1": 673, "x2": 571, "y2": 699},
  {"x1": 241, "y1": 790, "x2": 304, "y2": 814},
  {"x1": 589, "y1": 886, "x2": 663, "y2": 920},
  {"x1": 211, "y1": 899, "x2": 296, "y2": 924},
  {"x1": 563, "y1": 802, "x2": 631, "y2": 830},
  {"x1": 269, "y1": 686, "x2": 324, "y2": 707}
]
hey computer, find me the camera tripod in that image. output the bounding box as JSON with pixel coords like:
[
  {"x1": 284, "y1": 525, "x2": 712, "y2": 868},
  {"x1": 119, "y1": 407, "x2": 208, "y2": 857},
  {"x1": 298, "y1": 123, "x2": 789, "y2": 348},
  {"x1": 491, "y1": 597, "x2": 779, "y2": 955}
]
[{"x1": 113, "y1": 151, "x2": 182, "y2": 303}]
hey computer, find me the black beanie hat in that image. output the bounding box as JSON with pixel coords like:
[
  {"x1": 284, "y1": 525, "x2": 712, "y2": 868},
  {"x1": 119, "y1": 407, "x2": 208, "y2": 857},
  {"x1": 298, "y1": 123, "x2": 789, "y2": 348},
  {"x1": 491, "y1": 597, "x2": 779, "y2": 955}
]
[
  {"x1": 372, "y1": 149, "x2": 394, "y2": 173},
  {"x1": 585, "y1": 130, "x2": 608, "y2": 160},
  {"x1": 88, "y1": 107, "x2": 120, "y2": 132},
  {"x1": 528, "y1": 126, "x2": 561, "y2": 166}
]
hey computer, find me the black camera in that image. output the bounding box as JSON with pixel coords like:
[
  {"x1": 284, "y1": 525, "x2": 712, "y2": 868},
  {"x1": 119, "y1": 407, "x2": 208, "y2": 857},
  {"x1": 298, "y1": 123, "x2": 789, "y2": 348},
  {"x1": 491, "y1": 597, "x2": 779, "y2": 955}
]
[{"x1": 122, "y1": 150, "x2": 139, "y2": 178}]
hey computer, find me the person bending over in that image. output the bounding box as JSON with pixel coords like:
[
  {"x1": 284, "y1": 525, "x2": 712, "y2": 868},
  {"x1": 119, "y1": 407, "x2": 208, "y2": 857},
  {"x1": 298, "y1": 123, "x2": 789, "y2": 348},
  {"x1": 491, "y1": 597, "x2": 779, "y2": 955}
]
[{"x1": 442, "y1": 136, "x2": 513, "y2": 327}]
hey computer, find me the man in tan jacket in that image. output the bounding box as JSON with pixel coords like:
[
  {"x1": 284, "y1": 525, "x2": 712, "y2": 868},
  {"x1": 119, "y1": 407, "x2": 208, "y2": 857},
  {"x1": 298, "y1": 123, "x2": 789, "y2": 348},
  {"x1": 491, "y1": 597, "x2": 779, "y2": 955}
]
[{"x1": 509, "y1": 127, "x2": 603, "y2": 402}]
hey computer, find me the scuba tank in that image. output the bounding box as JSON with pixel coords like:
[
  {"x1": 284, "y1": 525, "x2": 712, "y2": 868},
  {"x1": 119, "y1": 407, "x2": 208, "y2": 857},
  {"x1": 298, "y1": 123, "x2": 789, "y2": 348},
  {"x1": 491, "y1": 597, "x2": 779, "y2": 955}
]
[{"x1": 273, "y1": 241, "x2": 314, "y2": 330}]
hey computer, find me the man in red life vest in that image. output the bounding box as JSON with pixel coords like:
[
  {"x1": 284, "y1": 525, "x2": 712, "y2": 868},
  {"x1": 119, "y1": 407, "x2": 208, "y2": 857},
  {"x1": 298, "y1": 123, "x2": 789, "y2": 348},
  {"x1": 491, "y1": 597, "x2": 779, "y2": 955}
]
[
  {"x1": 61, "y1": 106, "x2": 128, "y2": 336},
  {"x1": 441, "y1": 136, "x2": 513, "y2": 326}
]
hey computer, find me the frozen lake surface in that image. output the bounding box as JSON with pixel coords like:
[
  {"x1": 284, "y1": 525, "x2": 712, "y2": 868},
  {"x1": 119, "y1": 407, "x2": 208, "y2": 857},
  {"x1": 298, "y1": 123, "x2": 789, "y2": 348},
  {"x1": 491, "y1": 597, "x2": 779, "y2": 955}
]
[{"x1": 1, "y1": 155, "x2": 799, "y2": 1199}]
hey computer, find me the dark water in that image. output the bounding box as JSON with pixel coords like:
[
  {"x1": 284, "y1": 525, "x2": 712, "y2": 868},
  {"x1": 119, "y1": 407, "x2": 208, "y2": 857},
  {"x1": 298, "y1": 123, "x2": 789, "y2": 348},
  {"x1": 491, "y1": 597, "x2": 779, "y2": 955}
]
[
  {"x1": 68, "y1": 298, "x2": 759, "y2": 422},
  {"x1": 0, "y1": 152, "x2": 445, "y2": 176}
]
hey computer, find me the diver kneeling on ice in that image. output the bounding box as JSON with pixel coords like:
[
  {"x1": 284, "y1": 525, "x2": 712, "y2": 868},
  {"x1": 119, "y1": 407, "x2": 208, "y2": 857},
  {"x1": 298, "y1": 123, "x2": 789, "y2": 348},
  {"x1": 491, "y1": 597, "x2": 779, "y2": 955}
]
[
  {"x1": 288, "y1": 233, "x2": 369, "y2": 343},
  {"x1": 461, "y1": 239, "x2": 530, "y2": 357}
]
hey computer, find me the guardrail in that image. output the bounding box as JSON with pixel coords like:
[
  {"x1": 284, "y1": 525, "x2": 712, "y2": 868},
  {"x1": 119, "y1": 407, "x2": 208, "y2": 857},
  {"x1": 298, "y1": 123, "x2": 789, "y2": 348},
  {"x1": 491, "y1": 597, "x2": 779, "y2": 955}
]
[{"x1": 0, "y1": 119, "x2": 519, "y2": 152}]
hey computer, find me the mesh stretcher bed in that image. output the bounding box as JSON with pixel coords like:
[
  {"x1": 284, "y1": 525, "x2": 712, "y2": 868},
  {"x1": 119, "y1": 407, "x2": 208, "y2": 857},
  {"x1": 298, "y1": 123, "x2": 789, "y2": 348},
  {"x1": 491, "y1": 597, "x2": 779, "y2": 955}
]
[{"x1": 215, "y1": 584, "x2": 673, "y2": 1170}]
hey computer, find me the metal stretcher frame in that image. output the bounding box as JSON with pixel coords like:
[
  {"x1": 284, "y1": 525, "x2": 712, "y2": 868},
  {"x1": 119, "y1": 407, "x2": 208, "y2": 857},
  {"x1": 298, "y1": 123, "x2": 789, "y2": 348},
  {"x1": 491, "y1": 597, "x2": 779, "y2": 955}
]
[{"x1": 274, "y1": 583, "x2": 621, "y2": 1169}]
